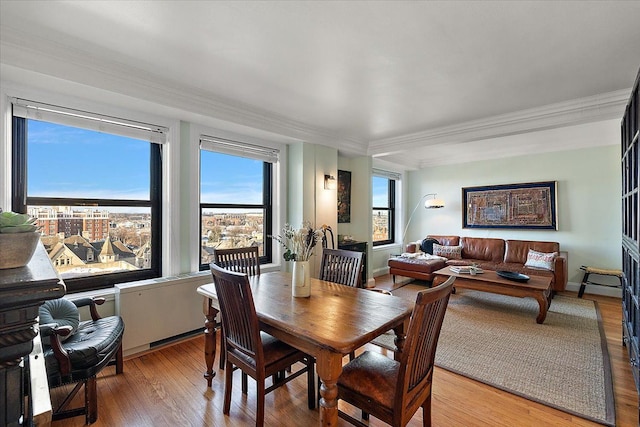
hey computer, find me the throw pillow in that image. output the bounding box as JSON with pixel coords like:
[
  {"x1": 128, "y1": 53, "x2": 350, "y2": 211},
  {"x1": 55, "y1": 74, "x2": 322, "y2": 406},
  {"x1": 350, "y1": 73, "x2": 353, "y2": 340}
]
[
  {"x1": 433, "y1": 243, "x2": 463, "y2": 260},
  {"x1": 420, "y1": 238, "x2": 440, "y2": 255},
  {"x1": 524, "y1": 249, "x2": 557, "y2": 271}
]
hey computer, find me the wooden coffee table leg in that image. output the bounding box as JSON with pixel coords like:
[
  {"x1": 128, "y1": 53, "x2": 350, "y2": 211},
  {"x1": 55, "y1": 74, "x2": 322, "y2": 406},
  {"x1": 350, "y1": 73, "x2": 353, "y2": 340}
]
[{"x1": 534, "y1": 292, "x2": 549, "y2": 324}]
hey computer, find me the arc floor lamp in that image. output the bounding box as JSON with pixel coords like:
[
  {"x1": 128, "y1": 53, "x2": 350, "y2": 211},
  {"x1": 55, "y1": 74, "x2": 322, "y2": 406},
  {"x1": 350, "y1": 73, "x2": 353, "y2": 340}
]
[{"x1": 401, "y1": 193, "x2": 445, "y2": 245}]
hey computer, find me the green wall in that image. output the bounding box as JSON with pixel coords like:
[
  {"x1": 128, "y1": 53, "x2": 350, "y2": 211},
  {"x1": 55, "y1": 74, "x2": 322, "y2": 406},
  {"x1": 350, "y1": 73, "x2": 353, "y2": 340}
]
[{"x1": 403, "y1": 144, "x2": 621, "y2": 288}]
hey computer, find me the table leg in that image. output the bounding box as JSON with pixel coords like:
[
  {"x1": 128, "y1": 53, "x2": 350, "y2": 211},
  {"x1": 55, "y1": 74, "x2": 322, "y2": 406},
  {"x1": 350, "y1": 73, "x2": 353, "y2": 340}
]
[
  {"x1": 392, "y1": 318, "x2": 409, "y2": 361},
  {"x1": 316, "y1": 349, "x2": 344, "y2": 427},
  {"x1": 534, "y1": 292, "x2": 549, "y2": 324},
  {"x1": 203, "y1": 297, "x2": 218, "y2": 387}
]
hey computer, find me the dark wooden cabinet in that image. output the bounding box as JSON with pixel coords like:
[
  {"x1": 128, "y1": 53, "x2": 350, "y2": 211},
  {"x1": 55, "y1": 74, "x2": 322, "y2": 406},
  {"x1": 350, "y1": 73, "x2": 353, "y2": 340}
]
[
  {"x1": 0, "y1": 243, "x2": 65, "y2": 426},
  {"x1": 622, "y1": 67, "x2": 640, "y2": 403},
  {"x1": 338, "y1": 241, "x2": 367, "y2": 287}
]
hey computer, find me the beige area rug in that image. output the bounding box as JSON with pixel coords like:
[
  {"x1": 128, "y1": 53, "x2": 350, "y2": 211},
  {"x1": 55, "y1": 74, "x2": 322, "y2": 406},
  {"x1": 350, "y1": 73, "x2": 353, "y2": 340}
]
[{"x1": 372, "y1": 284, "x2": 615, "y2": 426}]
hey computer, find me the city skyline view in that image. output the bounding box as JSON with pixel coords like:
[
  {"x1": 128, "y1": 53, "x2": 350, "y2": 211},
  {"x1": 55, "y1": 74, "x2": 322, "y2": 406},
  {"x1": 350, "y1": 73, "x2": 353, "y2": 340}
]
[{"x1": 26, "y1": 119, "x2": 392, "y2": 268}]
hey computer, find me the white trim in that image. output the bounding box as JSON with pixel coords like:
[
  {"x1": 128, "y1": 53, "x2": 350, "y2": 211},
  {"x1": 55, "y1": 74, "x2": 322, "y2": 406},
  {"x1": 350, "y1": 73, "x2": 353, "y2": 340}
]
[
  {"x1": 2, "y1": 24, "x2": 627, "y2": 169},
  {"x1": 565, "y1": 281, "x2": 622, "y2": 298},
  {"x1": 368, "y1": 89, "x2": 629, "y2": 160},
  {"x1": 0, "y1": 26, "x2": 367, "y2": 155},
  {"x1": 162, "y1": 122, "x2": 182, "y2": 277},
  {"x1": 0, "y1": 91, "x2": 12, "y2": 211}
]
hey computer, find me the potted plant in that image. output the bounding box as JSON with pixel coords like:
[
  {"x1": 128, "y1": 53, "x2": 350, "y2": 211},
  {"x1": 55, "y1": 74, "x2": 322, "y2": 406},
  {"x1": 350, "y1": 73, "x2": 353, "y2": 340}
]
[{"x1": 0, "y1": 210, "x2": 41, "y2": 269}]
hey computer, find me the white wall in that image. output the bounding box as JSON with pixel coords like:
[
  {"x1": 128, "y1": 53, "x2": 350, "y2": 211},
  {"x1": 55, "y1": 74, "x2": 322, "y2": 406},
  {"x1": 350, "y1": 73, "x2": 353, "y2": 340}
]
[
  {"x1": 287, "y1": 142, "x2": 339, "y2": 276},
  {"x1": 337, "y1": 155, "x2": 375, "y2": 282},
  {"x1": 399, "y1": 132, "x2": 621, "y2": 293}
]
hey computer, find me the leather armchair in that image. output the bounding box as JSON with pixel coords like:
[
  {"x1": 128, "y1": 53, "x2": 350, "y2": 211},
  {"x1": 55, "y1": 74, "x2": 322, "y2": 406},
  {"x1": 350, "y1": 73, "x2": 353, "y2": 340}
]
[{"x1": 39, "y1": 297, "x2": 124, "y2": 424}]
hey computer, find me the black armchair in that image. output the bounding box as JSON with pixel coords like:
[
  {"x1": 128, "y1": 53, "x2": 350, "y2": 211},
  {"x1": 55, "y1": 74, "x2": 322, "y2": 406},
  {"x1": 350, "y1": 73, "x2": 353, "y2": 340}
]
[{"x1": 39, "y1": 297, "x2": 124, "y2": 424}]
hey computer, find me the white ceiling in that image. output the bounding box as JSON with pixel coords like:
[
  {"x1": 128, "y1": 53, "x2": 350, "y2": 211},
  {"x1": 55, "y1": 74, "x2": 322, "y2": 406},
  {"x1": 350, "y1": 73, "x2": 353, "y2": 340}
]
[{"x1": 1, "y1": 1, "x2": 639, "y2": 169}]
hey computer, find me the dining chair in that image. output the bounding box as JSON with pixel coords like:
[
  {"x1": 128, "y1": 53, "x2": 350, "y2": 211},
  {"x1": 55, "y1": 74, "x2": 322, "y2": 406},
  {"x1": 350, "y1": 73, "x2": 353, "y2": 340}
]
[
  {"x1": 336, "y1": 275, "x2": 455, "y2": 427},
  {"x1": 209, "y1": 264, "x2": 315, "y2": 427},
  {"x1": 319, "y1": 248, "x2": 364, "y2": 287},
  {"x1": 213, "y1": 246, "x2": 261, "y2": 372},
  {"x1": 213, "y1": 246, "x2": 261, "y2": 276}
]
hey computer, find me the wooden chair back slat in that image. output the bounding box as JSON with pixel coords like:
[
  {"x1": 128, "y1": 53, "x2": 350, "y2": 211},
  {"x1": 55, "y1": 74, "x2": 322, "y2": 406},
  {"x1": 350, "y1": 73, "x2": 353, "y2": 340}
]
[
  {"x1": 213, "y1": 246, "x2": 261, "y2": 277},
  {"x1": 396, "y1": 275, "x2": 455, "y2": 423},
  {"x1": 209, "y1": 264, "x2": 263, "y2": 363},
  {"x1": 319, "y1": 248, "x2": 363, "y2": 288}
]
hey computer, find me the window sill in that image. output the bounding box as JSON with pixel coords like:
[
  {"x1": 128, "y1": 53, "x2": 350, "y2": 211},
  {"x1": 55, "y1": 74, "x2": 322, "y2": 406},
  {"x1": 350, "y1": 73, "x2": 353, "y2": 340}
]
[{"x1": 372, "y1": 243, "x2": 403, "y2": 251}]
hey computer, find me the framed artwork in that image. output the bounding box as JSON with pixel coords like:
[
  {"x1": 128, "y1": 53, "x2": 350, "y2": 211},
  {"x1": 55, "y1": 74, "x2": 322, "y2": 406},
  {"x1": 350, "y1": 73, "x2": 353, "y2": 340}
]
[
  {"x1": 462, "y1": 181, "x2": 558, "y2": 230},
  {"x1": 337, "y1": 170, "x2": 351, "y2": 223}
]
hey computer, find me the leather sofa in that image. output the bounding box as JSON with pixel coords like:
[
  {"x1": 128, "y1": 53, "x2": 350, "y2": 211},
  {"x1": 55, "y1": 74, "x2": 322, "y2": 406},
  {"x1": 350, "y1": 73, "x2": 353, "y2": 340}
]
[{"x1": 388, "y1": 235, "x2": 568, "y2": 291}]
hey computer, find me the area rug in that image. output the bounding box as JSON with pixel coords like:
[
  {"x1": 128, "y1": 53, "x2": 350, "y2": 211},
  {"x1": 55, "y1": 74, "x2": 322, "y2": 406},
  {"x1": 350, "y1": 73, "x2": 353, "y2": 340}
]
[{"x1": 372, "y1": 284, "x2": 615, "y2": 426}]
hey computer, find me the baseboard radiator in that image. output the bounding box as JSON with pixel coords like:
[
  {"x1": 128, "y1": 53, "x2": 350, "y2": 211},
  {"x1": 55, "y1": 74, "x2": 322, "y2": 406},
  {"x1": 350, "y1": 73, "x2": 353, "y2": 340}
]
[{"x1": 115, "y1": 273, "x2": 212, "y2": 357}]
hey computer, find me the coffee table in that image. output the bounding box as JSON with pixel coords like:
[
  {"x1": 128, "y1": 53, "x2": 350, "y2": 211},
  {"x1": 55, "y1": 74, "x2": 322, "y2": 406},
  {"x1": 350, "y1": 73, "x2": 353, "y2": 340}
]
[{"x1": 432, "y1": 267, "x2": 553, "y2": 324}]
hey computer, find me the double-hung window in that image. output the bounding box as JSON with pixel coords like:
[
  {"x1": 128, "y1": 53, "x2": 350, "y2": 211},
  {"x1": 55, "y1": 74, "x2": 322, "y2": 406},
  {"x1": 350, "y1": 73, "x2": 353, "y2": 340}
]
[
  {"x1": 372, "y1": 169, "x2": 398, "y2": 246},
  {"x1": 11, "y1": 99, "x2": 165, "y2": 292},
  {"x1": 199, "y1": 136, "x2": 277, "y2": 269}
]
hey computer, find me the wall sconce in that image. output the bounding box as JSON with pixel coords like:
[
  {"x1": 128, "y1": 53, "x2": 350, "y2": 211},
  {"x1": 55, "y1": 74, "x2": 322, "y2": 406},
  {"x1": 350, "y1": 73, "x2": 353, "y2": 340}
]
[{"x1": 324, "y1": 174, "x2": 336, "y2": 190}]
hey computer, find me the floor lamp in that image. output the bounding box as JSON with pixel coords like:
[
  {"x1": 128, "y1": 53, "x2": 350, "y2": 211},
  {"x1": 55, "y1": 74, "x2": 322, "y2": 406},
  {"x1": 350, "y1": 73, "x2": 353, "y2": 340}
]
[{"x1": 401, "y1": 193, "x2": 445, "y2": 246}]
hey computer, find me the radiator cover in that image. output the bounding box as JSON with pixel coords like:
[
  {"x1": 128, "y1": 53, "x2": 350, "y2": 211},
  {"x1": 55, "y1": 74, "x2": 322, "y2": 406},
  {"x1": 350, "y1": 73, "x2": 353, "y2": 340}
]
[{"x1": 115, "y1": 273, "x2": 211, "y2": 356}]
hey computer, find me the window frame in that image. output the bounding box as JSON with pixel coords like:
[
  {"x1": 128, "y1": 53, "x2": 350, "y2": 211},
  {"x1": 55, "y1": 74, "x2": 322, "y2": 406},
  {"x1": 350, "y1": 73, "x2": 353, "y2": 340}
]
[
  {"x1": 11, "y1": 112, "x2": 163, "y2": 293},
  {"x1": 372, "y1": 175, "x2": 396, "y2": 246},
  {"x1": 198, "y1": 142, "x2": 274, "y2": 271}
]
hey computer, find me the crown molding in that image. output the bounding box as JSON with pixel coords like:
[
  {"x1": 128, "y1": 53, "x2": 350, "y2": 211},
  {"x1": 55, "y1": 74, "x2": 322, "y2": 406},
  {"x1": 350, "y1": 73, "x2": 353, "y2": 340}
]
[
  {"x1": 368, "y1": 89, "x2": 629, "y2": 157},
  {"x1": 1, "y1": 25, "x2": 630, "y2": 166},
  {"x1": 380, "y1": 116, "x2": 620, "y2": 170},
  {"x1": 0, "y1": 26, "x2": 367, "y2": 155}
]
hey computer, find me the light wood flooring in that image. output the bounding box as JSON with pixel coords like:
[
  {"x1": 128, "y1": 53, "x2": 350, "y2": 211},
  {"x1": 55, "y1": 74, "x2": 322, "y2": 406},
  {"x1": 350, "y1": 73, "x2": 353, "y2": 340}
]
[{"x1": 51, "y1": 275, "x2": 639, "y2": 426}]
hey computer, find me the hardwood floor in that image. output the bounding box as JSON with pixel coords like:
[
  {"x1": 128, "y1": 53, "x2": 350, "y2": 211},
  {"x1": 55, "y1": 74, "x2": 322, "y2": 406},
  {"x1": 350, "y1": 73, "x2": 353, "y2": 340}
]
[{"x1": 50, "y1": 275, "x2": 639, "y2": 426}]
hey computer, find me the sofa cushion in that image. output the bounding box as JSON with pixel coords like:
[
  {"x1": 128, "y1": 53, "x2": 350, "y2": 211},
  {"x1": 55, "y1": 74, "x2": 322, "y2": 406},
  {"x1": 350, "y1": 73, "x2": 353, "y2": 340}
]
[
  {"x1": 524, "y1": 249, "x2": 557, "y2": 271},
  {"x1": 460, "y1": 237, "x2": 505, "y2": 262},
  {"x1": 445, "y1": 259, "x2": 475, "y2": 267},
  {"x1": 433, "y1": 244, "x2": 462, "y2": 259},
  {"x1": 427, "y1": 235, "x2": 460, "y2": 246},
  {"x1": 504, "y1": 240, "x2": 560, "y2": 264},
  {"x1": 459, "y1": 260, "x2": 504, "y2": 271},
  {"x1": 388, "y1": 257, "x2": 446, "y2": 273},
  {"x1": 500, "y1": 262, "x2": 556, "y2": 281}
]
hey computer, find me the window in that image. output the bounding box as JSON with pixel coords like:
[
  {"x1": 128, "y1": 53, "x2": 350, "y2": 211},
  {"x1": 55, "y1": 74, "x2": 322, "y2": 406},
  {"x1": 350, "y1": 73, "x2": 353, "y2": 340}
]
[
  {"x1": 12, "y1": 99, "x2": 165, "y2": 292},
  {"x1": 372, "y1": 171, "x2": 397, "y2": 246},
  {"x1": 199, "y1": 136, "x2": 277, "y2": 269}
]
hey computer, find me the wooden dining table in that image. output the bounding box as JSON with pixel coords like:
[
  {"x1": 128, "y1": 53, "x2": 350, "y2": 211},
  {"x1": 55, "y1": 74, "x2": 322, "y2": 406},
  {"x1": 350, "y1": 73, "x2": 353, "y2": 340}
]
[{"x1": 197, "y1": 271, "x2": 414, "y2": 427}]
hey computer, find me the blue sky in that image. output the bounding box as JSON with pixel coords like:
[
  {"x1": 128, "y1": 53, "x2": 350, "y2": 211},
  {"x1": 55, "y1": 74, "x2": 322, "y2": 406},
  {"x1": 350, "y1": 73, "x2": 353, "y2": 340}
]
[
  {"x1": 29, "y1": 119, "x2": 386, "y2": 208},
  {"x1": 200, "y1": 151, "x2": 263, "y2": 205},
  {"x1": 28, "y1": 120, "x2": 262, "y2": 205},
  {"x1": 28, "y1": 120, "x2": 150, "y2": 199},
  {"x1": 372, "y1": 176, "x2": 389, "y2": 207}
]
